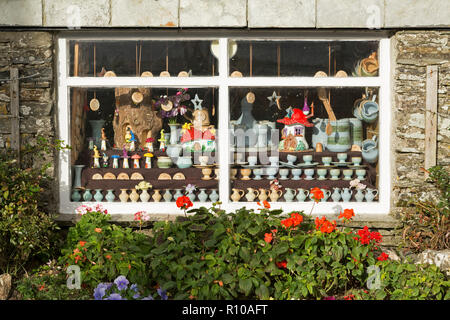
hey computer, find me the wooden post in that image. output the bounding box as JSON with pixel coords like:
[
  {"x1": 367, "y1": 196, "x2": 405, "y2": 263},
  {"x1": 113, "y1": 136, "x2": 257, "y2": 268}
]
[
  {"x1": 425, "y1": 65, "x2": 438, "y2": 175},
  {"x1": 10, "y1": 67, "x2": 20, "y2": 160}
]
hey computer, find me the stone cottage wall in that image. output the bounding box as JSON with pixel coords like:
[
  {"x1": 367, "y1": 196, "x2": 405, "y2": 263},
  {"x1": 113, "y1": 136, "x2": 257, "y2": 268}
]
[
  {"x1": 392, "y1": 30, "x2": 450, "y2": 206},
  {"x1": 0, "y1": 32, "x2": 57, "y2": 210}
]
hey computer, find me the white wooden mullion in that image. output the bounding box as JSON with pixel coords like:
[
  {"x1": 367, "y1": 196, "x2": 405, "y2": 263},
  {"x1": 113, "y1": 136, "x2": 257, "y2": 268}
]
[{"x1": 218, "y1": 38, "x2": 230, "y2": 206}]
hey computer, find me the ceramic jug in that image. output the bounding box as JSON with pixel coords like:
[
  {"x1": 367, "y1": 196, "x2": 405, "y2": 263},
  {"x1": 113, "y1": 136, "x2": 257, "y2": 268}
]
[
  {"x1": 245, "y1": 188, "x2": 260, "y2": 202},
  {"x1": 152, "y1": 189, "x2": 162, "y2": 202},
  {"x1": 119, "y1": 189, "x2": 129, "y2": 202},
  {"x1": 283, "y1": 188, "x2": 297, "y2": 202},
  {"x1": 296, "y1": 188, "x2": 310, "y2": 202},
  {"x1": 163, "y1": 190, "x2": 173, "y2": 202},
  {"x1": 269, "y1": 189, "x2": 282, "y2": 202},
  {"x1": 341, "y1": 188, "x2": 352, "y2": 202},
  {"x1": 139, "y1": 189, "x2": 150, "y2": 202},
  {"x1": 361, "y1": 135, "x2": 378, "y2": 164},
  {"x1": 331, "y1": 188, "x2": 342, "y2": 202},
  {"x1": 361, "y1": 100, "x2": 379, "y2": 123},
  {"x1": 105, "y1": 189, "x2": 115, "y2": 202},
  {"x1": 258, "y1": 189, "x2": 269, "y2": 202},
  {"x1": 364, "y1": 188, "x2": 378, "y2": 202},
  {"x1": 130, "y1": 189, "x2": 140, "y2": 202},
  {"x1": 311, "y1": 118, "x2": 329, "y2": 149},
  {"x1": 209, "y1": 189, "x2": 219, "y2": 202},
  {"x1": 355, "y1": 189, "x2": 365, "y2": 202},
  {"x1": 198, "y1": 189, "x2": 208, "y2": 202},
  {"x1": 231, "y1": 188, "x2": 245, "y2": 202}
]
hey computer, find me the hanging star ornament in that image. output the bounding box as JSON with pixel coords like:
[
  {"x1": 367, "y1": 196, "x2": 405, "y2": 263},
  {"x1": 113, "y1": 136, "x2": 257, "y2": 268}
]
[
  {"x1": 191, "y1": 94, "x2": 203, "y2": 110},
  {"x1": 267, "y1": 91, "x2": 281, "y2": 109}
]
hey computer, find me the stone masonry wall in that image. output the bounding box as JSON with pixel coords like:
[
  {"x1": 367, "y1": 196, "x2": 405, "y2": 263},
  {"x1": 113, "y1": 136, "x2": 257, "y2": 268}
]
[
  {"x1": 0, "y1": 32, "x2": 57, "y2": 211},
  {"x1": 392, "y1": 30, "x2": 450, "y2": 208}
]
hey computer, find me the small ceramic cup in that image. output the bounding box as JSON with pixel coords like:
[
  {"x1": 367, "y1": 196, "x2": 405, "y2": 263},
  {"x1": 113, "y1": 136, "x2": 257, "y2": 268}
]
[
  {"x1": 253, "y1": 168, "x2": 263, "y2": 180},
  {"x1": 269, "y1": 156, "x2": 279, "y2": 167},
  {"x1": 230, "y1": 168, "x2": 237, "y2": 179},
  {"x1": 266, "y1": 167, "x2": 278, "y2": 179},
  {"x1": 279, "y1": 168, "x2": 290, "y2": 180},
  {"x1": 330, "y1": 168, "x2": 341, "y2": 180},
  {"x1": 317, "y1": 168, "x2": 327, "y2": 180},
  {"x1": 322, "y1": 156, "x2": 332, "y2": 166},
  {"x1": 287, "y1": 154, "x2": 297, "y2": 165},
  {"x1": 304, "y1": 168, "x2": 315, "y2": 180},
  {"x1": 351, "y1": 157, "x2": 362, "y2": 166},
  {"x1": 303, "y1": 155, "x2": 313, "y2": 165},
  {"x1": 356, "y1": 169, "x2": 366, "y2": 180},
  {"x1": 343, "y1": 169, "x2": 353, "y2": 180},
  {"x1": 337, "y1": 153, "x2": 348, "y2": 163},
  {"x1": 248, "y1": 156, "x2": 258, "y2": 166},
  {"x1": 291, "y1": 168, "x2": 302, "y2": 180},
  {"x1": 240, "y1": 168, "x2": 252, "y2": 180}
]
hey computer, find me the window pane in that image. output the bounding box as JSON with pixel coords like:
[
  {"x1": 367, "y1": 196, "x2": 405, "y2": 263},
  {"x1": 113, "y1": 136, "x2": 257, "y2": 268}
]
[
  {"x1": 70, "y1": 87, "x2": 219, "y2": 203},
  {"x1": 229, "y1": 87, "x2": 379, "y2": 203},
  {"x1": 229, "y1": 40, "x2": 379, "y2": 77},
  {"x1": 69, "y1": 40, "x2": 218, "y2": 77}
]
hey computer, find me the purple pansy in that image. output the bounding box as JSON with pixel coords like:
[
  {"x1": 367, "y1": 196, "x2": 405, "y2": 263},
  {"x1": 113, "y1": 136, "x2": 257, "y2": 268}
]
[
  {"x1": 157, "y1": 288, "x2": 168, "y2": 300},
  {"x1": 114, "y1": 275, "x2": 129, "y2": 291},
  {"x1": 106, "y1": 293, "x2": 125, "y2": 300}
]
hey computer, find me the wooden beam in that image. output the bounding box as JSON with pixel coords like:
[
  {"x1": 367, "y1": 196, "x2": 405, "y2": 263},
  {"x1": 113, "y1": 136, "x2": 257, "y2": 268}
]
[
  {"x1": 425, "y1": 65, "x2": 438, "y2": 173},
  {"x1": 9, "y1": 67, "x2": 20, "y2": 160}
]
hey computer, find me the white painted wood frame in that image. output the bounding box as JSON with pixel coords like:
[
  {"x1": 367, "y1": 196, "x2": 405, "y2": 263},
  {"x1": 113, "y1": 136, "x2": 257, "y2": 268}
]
[{"x1": 57, "y1": 34, "x2": 391, "y2": 217}]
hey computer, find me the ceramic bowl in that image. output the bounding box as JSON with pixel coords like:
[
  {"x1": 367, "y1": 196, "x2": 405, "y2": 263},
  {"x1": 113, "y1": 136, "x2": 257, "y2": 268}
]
[
  {"x1": 351, "y1": 157, "x2": 362, "y2": 166},
  {"x1": 248, "y1": 156, "x2": 258, "y2": 166},
  {"x1": 337, "y1": 153, "x2": 348, "y2": 162},
  {"x1": 322, "y1": 156, "x2": 332, "y2": 165},
  {"x1": 287, "y1": 154, "x2": 297, "y2": 164},
  {"x1": 157, "y1": 156, "x2": 172, "y2": 168},
  {"x1": 303, "y1": 155, "x2": 313, "y2": 164},
  {"x1": 176, "y1": 156, "x2": 193, "y2": 169}
]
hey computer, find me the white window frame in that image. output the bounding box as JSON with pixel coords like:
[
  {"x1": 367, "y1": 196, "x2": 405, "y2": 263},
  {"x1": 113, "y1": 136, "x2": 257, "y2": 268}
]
[{"x1": 57, "y1": 31, "x2": 391, "y2": 217}]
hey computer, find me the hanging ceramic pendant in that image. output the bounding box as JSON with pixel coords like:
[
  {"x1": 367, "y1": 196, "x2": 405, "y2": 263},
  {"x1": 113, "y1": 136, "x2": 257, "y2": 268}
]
[{"x1": 90, "y1": 44, "x2": 100, "y2": 111}]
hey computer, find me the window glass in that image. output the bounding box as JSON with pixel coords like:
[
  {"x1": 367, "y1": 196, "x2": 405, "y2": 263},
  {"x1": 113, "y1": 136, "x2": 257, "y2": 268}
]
[{"x1": 69, "y1": 87, "x2": 219, "y2": 203}]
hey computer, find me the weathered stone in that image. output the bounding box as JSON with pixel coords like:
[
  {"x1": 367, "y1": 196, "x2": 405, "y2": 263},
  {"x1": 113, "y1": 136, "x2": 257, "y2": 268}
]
[
  {"x1": 385, "y1": 0, "x2": 450, "y2": 28},
  {"x1": 416, "y1": 249, "x2": 450, "y2": 276},
  {"x1": 44, "y1": 0, "x2": 110, "y2": 27},
  {"x1": 317, "y1": 0, "x2": 384, "y2": 28},
  {"x1": 180, "y1": 0, "x2": 246, "y2": 27},
  {"x1": 111, "y1": 0, "x2": 178, "y2": 27},
  {"x1": 0, "y1": 0, "x2": 43, "y2": 26},
  {"x1": 248, "y1": 0, "x2": 315, "y2": 28},
  {"x1": 0, "y1": 274, "x2": 11, "y2": 300}
]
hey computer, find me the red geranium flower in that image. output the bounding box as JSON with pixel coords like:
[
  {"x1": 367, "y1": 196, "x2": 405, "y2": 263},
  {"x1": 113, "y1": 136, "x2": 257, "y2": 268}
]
[
  {"x1": 315, "y1": 216, "x2": 336, "y2": 233},
  {"x1": 276, "y1": 261, "x2": 287, "y2": 269},
  {"x1": 176, "y1": 196, "x2": 193, "y2": 210},
  {"x1": 310, "y1": 187, "x2": 324, "y2": 203},
  {"x1": 338, "y1": 208, "x2": 355, "y2": 221},
  {"x1": 377, "y1": 252, "x2": 389, "y2": 261},
  {"x1": 264, "y1": 233, "x2": 273, "y2": 243}
]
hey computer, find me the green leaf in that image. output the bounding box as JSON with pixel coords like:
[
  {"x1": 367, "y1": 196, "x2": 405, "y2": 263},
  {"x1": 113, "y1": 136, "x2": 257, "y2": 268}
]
[
  {"x1": 376, "y1": 290, "x2": 387, "y2": 300},
  {"x1": 239, "y1": 247, "x2": 251, "y2": 261},
  {"x1": 247, "y1": 226, "x2": 260, "y2": 235},
  {"x1": 239, "y1": 278, "x2": 253, "y2": 296}
]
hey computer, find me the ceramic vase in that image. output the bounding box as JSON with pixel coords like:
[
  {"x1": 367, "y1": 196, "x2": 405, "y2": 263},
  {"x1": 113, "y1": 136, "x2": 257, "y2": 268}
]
[
  {"x1": 94, "y1": 189, "x2": 104, "y2": 202},
  {"x1": 269, "y1": 189, "x2": 282, "y2": 202},
  {"x1": 198, "y1": 189, "x2": 208, "y2": 202},
  {"x1": 88, "y1": 119, "x2": 105, "y2": 148},
  {"x1": 119, "y1": 189, "x2": 129, "y2": 203},
  {"x1": 258, "y1": 189, "x2": 269, "y2": 202},
  {"x1": 105, "y1": 189, "x2": 115, "y2": 202},
  {"x1": 209, "y1": 189, "x2": 219, "y2": 202},
  {"x1": 187, "y1": 191, "x2": 196, "y2": 202},
  {"x1": 331, "y1": 188, "x2": 342, "y2": 202},
  {"x1": 82, "y1": 189, "x2": 92, "y2": 202},
  {"x1": 130, "y1": 189, "x2": 140, "y2": 202},
  {"x1": 173, "y1": 189, "x2": 184, "y2": 200},
  {"x1": 231, "y1": 189, "x2": 244, "y2": 202},
  {"x1": 163, "y1": 190, "x2": 173, "y2": 202},
  {"x1": 283, "y1": 188, "x2": 297, "y2": 202},
  {"x1": 169, "y1": 124, "x2": 180, "y2": 145},
  {"x1": 71, "y1": 189, "x2": 81, "y2": 202},
  {"x1": 152, "y1": 190, "x2": 162, "y2": 202},
  {"x1": 73, "y1": 165, "x2": 85, "y2": 189},
  {"x1": 245, "y1": 188, "x2": 259, "y2": 202},
  {"x1": 296, "y1": 188, "x2": 309, "y2": 201},
  {"x1": 139, "y1": 189, "x2": 150, "y2": 202},
  {"x1": 364, "y1": 188, "x2": 378, "y2": 202}
]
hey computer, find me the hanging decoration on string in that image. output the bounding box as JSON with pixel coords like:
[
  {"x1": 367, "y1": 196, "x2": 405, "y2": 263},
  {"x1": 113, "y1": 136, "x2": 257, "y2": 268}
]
[
  {"x1": 267, "y1": 45, "x2": 282, "y2": 110},
  {"x1": 89, "y1": 44, "x2": 100, "y2": 111}
]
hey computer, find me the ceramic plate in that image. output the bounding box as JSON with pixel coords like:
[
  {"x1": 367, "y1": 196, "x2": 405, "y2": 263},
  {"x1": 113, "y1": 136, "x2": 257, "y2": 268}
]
[
  {"x1": 331, "y1": 162, "x2": 354, "y2": 166},
  {"x1": 279, "y1": 161, "x2": 298, "y2": 168},
  {"x1": 297, "y1": 162, "x2": 320, "y2": 168},
  {"x1": 193, "y1": 164, "x2": 215, "y2": 168}
]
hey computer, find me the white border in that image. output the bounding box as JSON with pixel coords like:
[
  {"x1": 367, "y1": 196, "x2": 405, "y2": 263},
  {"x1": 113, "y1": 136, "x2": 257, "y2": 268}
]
[{"x1": 57, "y1": 35, "x2": 391, "y2": 217}]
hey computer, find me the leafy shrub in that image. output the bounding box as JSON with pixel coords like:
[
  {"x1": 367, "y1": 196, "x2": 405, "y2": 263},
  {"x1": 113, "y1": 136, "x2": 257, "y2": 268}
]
[
  {"x1": 400, "y1": 166, "x2": 449, "y2": 252},
  {"x1": 146, "y1": 204, "x2": 407, "y2": 300},
  {"x1": 0, "y1": 137, "x2": 68, "y2": 276},
  {"x1": 15, "y1": 260, "x2": 91, "y2": 300},
  {"x1": 58, "y1": 205, "x2": 152, "y2": 288}
]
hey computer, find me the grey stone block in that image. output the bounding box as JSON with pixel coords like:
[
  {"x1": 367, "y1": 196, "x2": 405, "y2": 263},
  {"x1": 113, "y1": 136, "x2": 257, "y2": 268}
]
[
  {"x1": 0, "y1": 0, "x2": 43, "y2": 26},
  {"x1": 248, "y1": 0, "x2": 315, "y2": 28},
  {"x1": 385, "y1": 0, "x2": 450, "y2": 27},
  {"x1": 317, "y1": 0, "x2": 384, "y2": 28},
  {"x1": 43, "y1": 0, "x2": 110, "y2": 27},
  {"x1": 111, "y1": 0, "x2": 178, "y2": 27},
  {"x1": 180, "y1": 0, "x2": 246, "y2": 27}
]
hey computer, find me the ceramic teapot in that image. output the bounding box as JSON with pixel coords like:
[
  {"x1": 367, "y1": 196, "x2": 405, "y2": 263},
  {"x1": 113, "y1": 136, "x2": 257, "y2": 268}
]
[{"x1": 361, "y1": 135, "x2": 378, "y2": 164}]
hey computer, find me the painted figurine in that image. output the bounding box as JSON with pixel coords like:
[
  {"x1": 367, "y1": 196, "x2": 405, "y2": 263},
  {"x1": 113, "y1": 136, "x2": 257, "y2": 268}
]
[
  {"x1": 158, "y1": 129, "x2": 166, "y2": 151},
  {"x1": 111, "y1": 154, "x2": 120, "y2": 169},
  {"x1": 93, "y1": 145, "x2": 101, "y2": 168},
  {"x1": 122, "y1": 145, "x2": 130, "y2": 169},
  {"x1": 125, "y1": 126, "x2": 137, "y2": 151},
  {"x1": 131, "y1": 154, "x2": 141, "y2": 169},
  {"x1": 100, "y1": 128, "x2": 107, "y2": 151},
  {"x1": 102, "y1": 152, "x2": 109, "y2": 168},
  {"x1": 144, "y1": 153, "x2": 153, "y2": 168}
]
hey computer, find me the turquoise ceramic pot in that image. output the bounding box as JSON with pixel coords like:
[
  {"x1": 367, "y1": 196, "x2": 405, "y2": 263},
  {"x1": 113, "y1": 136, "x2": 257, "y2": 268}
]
[
  {"x1": 176, "y1": 156, "x2": 193, "y2": 169},
  {"x1": 94, "y1": 189, "x2": 104, "y2": 202},
  {"x1": 82, "y1": 189, "x2": 93, "y2": 201},
  {"x1": 105, "y1": 189, "x2": 115, "y2": 202}
]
